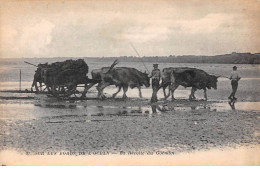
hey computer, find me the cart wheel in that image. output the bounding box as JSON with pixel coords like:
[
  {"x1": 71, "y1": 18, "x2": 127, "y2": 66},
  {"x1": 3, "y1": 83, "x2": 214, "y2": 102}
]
[
  {"x1": 51, "y1": 85, "x2": 59, "y2": 97},
  {"x1": 50, "y1": 85, "x2": 74, "y2": 98},
  {"x1": 60, "y1": 85, "x2": 75, "y2": 98}
]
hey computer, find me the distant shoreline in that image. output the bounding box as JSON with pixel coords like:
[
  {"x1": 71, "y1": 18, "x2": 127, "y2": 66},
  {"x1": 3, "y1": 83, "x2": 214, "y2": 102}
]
[{"x1": 1, "y1": 52, "x2": 260, "y2": 64}]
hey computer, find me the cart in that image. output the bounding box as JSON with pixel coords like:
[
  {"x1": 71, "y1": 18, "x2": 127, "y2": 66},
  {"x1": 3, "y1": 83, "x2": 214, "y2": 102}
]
[{"x1": 32, "y1": 59, "x2": 99, "y2": 98}]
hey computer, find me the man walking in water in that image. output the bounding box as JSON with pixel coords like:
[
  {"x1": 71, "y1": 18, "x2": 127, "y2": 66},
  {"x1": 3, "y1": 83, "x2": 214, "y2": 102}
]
[
  {"x1": 228, "y1": 66, "x2": 241, "y2": 100},
  {"x1": 150, "y1": 64, "x2": 162, "y2": 102}
]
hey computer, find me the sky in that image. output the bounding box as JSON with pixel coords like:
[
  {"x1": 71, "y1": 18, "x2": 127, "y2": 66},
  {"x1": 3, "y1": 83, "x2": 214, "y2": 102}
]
[{"x1": 1, "y1": 0, "x2": 260, "y2": 58}]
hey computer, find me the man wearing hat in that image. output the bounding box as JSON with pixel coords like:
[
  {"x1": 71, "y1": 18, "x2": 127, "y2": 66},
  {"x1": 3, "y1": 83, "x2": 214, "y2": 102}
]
[
  {"x1": 150, "y1": 63, "x2": 162, "y2": 102},
  {"x1": 228, "y1": 66, "x2": 241, "y2": 100}
]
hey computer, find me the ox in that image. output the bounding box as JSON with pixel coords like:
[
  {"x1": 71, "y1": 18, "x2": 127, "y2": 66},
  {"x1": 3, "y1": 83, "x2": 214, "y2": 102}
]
[
  {"x1": 95, "y1": 60, "x2": 150, "y2": 99},
  {"x1": 31, "y1": 63, "x2": 51, "y2": 92},
  {"x1": 80, "y1": 67, "x2": 108, "y2": 96},
  {"x1": 160, "y1": 67, "x2": 218, "y2": 101}
]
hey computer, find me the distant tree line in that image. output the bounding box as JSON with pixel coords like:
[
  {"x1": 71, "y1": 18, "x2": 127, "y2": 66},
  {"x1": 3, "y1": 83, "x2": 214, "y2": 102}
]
[
  {"x1": 2, "y1": 52, "x2": 259, "y2": 65},
  {"x1": 99, "y1": 52, "x2": 260, "y2": 64}
]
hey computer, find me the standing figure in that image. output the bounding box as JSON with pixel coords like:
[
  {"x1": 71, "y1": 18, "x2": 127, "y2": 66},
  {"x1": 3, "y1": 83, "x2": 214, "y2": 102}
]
[
  {"x1": 150, "y1": 64, "x2": 162, "y2": 102},
  {"x1": 228, "y1": 66, "x2": 241, "y2": 100}
]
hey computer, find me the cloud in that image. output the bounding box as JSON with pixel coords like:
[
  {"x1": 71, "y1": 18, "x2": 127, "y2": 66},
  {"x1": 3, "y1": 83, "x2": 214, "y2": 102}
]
[
  {"x1": 95, "y1": 12, "x2": 236, "y2": 44},
  {"x1": 122, "y1": 26, "x2": 171, "y2": 43},
  {"x1": 1, "y1": 1, "x2": 259, "y2": 57},
  {"x1": 1, "y1": 19, "x2": 55, "y2": 57},
  {"x1": 176, "y1": 13, "x2": 234, "y2": 34},
  {"x1": 0, "y1": 25, "x2": 18, "y2": 49},
  {"x1": 18, "y1": 19, "x2": 55, "y2": 55}
]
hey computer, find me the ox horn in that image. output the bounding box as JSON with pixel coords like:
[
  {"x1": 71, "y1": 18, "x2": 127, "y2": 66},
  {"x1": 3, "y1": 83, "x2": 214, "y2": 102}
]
[
  {"x1": 211, "y1": 73, "x2": 229, "y2": 79},
  {"x1": 106, "y1": 59, "x2": 119, "y2": 73}
]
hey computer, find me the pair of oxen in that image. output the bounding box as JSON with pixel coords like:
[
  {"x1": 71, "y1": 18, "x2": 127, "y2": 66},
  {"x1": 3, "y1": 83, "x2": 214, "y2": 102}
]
[{"x1": 89, "y1": 61, "x2": 219, "y2": 101}]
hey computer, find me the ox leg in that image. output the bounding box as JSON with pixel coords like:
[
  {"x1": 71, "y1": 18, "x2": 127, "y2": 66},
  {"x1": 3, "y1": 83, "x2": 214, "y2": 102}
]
[
  {"x1": 122, "y1": 85, "x2": 128, "y2": 99},
  {"x1": 112, "y1": 86, "x2": 122, "y2": 98},
  {"x1": 39, "y1": 82, "x2": 43, "y2": 92},
  {"x1": 162, "y1": 86, "x2": 167, "y2": 98},
  {"x1": 98, "y1": 82, "x2": 110, "y2": 99},
  {"x1": 35, "y1": 82, "x2": 39, "y2": 93},
  {"x1": 169, "y1": 72, "x2": 177, "y2": 101},
  {"x1": 204, "y1": 88, "x2": 207, "y2": 101},
  {"x1": 137, "y1": 86, "x2": 142, "y2": 98},
  {"x1": 170, "y1": 84, "x2": 179, "y2": 101},
  {"x1": 46, "y1": 85, "x2": 51, "y2": 93},
  {"x1": 163, "y1": 85, "x2": 171, "y2": 100},
  {"x1": 81, "y1": 84, "x2": 87, "y2": 98},
  {"x1": 81, "y1": 82, "x2": 97, "y2": 98},
  {"x1": 189, "y1": 87, "x2": 196, "y2": 100},
  {"x1": 51, "y1": 85, "x2": 56, "y2": 96},
  {"x1": 193, "y1": 88, "x2": 197, "y2": 99},
  {"x1": 31, "y1": 81, "x2": 39, "y2": 93},
  {"x1": 96, "y1": 83, "x2": 103, "y2": 97},
  {"x1": 31, "y1": 84, "x2": 34, "y2": 92},
  {"x1": 189, "y1": 89, "x2": 193, "y2": 100}
]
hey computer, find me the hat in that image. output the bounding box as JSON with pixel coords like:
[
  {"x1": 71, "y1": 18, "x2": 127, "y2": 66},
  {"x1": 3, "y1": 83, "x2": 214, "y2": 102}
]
[
  {"x1": 233, "y1": 66, "x2": 237, "y2": 69},
  {"x1": 153, "y1": 64, "x2": 159, "y2": 67}
]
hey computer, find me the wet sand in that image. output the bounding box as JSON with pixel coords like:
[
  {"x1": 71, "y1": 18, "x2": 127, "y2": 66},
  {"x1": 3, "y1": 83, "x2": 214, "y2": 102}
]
[{"x1": 0, "y1": 93, "x2": 260, "y2": 154}]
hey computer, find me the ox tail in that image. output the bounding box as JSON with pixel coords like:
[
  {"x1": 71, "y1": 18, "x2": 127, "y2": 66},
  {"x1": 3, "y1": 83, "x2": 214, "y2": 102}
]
[{"x1": 106, "y1": 59, "x2": 119, "y2": 73}]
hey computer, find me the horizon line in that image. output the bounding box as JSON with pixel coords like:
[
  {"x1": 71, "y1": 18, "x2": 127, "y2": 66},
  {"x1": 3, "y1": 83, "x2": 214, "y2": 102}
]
[{"x1": 1, "y1": 52, "x2": 260, "y2": 59}]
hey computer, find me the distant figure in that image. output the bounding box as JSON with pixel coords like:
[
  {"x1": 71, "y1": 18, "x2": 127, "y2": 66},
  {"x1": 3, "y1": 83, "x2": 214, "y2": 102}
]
[
  {"x1": 150, "y1": 64, "x2": 162, "y2": 102},
  {"x1": 228, "y1": 66, "x2": 241, "y2": 100}
]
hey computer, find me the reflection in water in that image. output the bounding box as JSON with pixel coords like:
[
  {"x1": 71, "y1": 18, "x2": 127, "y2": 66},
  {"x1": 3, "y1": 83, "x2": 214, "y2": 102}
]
[
  {"x1": 151, "y1": 105, "x2": 157, "y2": 113},
  {"x1": 228, "y1": 100, "x2": 236, "y2": 110},
  {"x1": 3, "y1": 100, "x2": 260, "y2": 123},
  {"x1": 96, "y1": 105, "x2": 104, "y2": 116},
  {"x1": 34, "y1": 103, "x2": 77, "y2": 109},
  {"x1": 117, "y1": 110, "x2": 128, "y2": 115},
  {"x1": 175, "y1": 104, "x2": 211, "y2": 111},
  {"x1": 24, "y1": 100, "x2": 260, "y2": 123},
  {"x1": 191, "y1": 106, "x2": 197, "y2": 110},
  {"x1": 130, "y1": 107, "x2": 142, "y2": 114},
  {"x1": 68, "y1": 105, "x2": 76, "y2": 108},
  {"x1": 213, "y1": 101, "x2": 260, "y2": 112},
  {"x1": 32, "y1": 100, "x2": 256, "y2": 118},
  {"x1": 192, "y1": 104, "x2": 220, "y2": 112},
  {"x1": 151, "y1": 104, "x2": 169, "y2": 114}
]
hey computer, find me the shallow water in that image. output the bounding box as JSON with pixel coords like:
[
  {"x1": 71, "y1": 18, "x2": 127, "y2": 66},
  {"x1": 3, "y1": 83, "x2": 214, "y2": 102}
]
[
  {"x1": 0, "y1": 103, "x2": 163, "y2": 122},
  {"x1": 1, "y1": 101, "x2": 259, "y2": 122},
  {"x1": 213, "y1": 101, "x2": 260, "y2": 112}
]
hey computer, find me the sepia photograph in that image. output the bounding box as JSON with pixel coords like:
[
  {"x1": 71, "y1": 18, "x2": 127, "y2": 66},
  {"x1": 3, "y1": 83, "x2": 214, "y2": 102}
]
[{"x1": 0, "y1": 0, "x2": 260, "y2": 166}]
